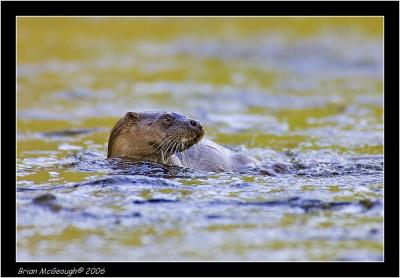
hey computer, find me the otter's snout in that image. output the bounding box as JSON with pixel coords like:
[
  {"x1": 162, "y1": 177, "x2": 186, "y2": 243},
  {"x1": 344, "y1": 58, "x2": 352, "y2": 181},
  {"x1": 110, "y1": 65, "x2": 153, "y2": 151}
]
[
  {"x1": 186, "y1": 119, "x2": 204, "y2": 143},
  {"x1": 189, "y1": 120, "x2": 202, "y2": 129}
]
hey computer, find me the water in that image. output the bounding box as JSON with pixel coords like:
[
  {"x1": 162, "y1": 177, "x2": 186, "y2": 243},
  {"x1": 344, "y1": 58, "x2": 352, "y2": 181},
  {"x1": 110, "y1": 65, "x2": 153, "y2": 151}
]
[{"x1": 17, "y1": 17, "x2": 383, "y2": 261}]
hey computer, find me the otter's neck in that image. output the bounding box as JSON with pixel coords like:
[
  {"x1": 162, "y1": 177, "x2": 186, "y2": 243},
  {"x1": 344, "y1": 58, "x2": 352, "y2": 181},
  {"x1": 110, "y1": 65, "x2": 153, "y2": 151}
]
[{"x1": 118, "y1": 153, "x2": 181, "y2": 167}]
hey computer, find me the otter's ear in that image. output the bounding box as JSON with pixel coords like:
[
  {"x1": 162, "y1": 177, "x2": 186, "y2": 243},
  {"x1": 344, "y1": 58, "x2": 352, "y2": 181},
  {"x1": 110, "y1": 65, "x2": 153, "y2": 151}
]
[{"x1": 124, "y1": 112, "x2": 139, "y2": 122}]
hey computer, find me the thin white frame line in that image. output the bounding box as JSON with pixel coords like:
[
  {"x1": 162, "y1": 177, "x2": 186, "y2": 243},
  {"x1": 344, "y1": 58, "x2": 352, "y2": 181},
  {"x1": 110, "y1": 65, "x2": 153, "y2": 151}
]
[
  {"x1": 15, "y1": 15, "x2": 385, "y2": 263},
  {"x1": 17, "y1": 16, "x2": 384, "y2": 17}
]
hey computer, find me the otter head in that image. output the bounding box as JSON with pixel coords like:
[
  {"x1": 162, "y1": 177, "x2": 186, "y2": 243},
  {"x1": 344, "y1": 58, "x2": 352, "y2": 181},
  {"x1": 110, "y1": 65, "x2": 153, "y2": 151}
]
[{"x1": 107, "y1": 111, "x2": 204, "y2": 163}]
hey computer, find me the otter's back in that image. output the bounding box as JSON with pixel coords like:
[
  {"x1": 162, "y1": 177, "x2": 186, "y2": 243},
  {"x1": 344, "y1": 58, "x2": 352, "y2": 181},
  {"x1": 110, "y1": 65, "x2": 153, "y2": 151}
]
[{"x1": 177, "y1": 139, "x2": 258, "y2": 172}]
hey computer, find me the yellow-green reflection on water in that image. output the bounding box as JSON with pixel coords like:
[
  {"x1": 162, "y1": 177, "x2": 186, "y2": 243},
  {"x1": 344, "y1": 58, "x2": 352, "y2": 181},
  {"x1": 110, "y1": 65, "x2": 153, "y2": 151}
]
[{"x1": 17, "y1": 17, "x2": 383, "y2": 261}]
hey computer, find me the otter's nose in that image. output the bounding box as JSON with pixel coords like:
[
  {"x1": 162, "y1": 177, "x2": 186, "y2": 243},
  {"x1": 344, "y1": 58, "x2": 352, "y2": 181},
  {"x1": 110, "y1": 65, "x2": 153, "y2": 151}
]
[{"x1": 189, "y1": 120, "x2": 202, "y2": 129}]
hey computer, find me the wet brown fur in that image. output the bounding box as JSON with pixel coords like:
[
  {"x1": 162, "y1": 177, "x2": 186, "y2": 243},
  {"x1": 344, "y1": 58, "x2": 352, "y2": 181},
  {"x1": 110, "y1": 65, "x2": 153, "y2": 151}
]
[
  {"x1": 107, "y1": 111, "x2": 275, "y2": 173},
  {"x1": 107, "y1": 112, "x2": 204, "y2": 165}
]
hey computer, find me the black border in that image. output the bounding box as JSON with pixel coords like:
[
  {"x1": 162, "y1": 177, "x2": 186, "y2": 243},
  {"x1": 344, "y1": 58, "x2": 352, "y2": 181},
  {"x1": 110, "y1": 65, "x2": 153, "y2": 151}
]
[
  {"x1": 0, "y1": 1, "x2": 398, "y2": 16},
  {"x1": 3, "y1": 1, "x2": 399, "y2": 277}
]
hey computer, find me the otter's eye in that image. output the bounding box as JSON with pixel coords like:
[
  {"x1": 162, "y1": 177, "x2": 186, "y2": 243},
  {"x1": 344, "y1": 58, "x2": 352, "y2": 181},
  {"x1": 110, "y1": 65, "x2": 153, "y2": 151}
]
[{"x1": 162, "y1": 115, "x2": 174, "y2": 123}]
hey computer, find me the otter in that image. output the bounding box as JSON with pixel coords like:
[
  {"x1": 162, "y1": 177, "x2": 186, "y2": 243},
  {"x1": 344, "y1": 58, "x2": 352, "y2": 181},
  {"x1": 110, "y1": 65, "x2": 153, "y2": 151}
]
[{"x1": 107, "y1": 111, "x2": 286, "y2": 174}]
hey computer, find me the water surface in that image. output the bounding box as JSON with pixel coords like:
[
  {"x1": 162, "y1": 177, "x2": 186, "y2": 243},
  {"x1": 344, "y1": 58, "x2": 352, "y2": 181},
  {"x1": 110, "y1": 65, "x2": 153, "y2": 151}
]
[{"x1": 17, "y1": 17, "x2": 383, "y2": 261}]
